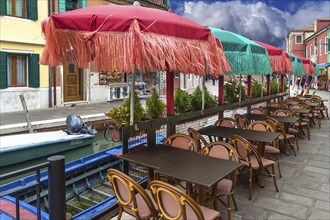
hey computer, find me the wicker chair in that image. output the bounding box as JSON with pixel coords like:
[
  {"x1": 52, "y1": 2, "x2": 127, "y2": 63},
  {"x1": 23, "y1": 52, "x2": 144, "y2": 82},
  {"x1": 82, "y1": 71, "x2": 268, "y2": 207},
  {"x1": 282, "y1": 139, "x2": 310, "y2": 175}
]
[
  {"x1": 107, "y1": 168, "x2": 159, "y2": 220},
  {"x1": 247, "y1": 120, "x2": 283, "y2": 177},
  {"x1": 187, "y1": 127, "x2": 208, "y2": 152},
  {"x1": 149, "y1": 180, "x2": 220, "y2": 220},
  {"x1": 231, "y1": 135, "x2": 279, "y2": 200},
  {"x1": 234, "y1": 114, "x2": 250, "y2": 130},
  {"x1": 250, "y1": 108, "x2": 266, "y2": 115},
  {"x1": 163, "y1": 133, "x2": 199, "y2": 152},
  {"x1": 201, "y1": 141, "x2": 240, "y2": 220}
]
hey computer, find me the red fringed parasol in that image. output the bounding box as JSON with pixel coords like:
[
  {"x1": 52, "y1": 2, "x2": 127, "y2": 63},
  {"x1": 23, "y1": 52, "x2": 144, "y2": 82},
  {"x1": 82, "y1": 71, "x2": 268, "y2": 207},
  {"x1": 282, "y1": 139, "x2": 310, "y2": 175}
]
[
  {"x1": 254, "y1": 41, "x2": 293, "y2": 73},
  {"x1": 292, "y1": 54, "x2": 315, "y2": 74},
  {"x1": 40, "y1": 5, "x2": 231, "y2": 75}
]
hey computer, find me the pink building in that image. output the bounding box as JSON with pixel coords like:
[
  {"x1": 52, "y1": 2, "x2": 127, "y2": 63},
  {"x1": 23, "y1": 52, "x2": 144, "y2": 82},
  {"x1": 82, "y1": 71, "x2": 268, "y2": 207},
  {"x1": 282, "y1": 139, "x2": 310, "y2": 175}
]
[
  {"x1": 287, "y1": 25, "x2": 314, "y2": 57},
  {"x1": 305, "y1": 19, "x2": 330, "y2": 65}
]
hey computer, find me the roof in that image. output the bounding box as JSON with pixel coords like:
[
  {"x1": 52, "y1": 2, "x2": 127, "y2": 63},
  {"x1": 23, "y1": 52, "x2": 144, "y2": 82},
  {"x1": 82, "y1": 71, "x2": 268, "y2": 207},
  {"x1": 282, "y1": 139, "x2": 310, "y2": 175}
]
[
  {"x1": 289, "y1": 25, "x2": 314, "y2": 33},
  {"x1": 315, "y1": 18, "x2": 330, "y2": 22}
]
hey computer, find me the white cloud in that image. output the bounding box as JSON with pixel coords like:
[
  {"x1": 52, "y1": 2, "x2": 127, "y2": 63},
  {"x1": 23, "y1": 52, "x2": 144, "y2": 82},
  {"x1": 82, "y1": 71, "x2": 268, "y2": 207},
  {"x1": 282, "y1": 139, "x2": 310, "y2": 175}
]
[{"x1": 179, "y1": 0, "x2": 330, "y2": 49}]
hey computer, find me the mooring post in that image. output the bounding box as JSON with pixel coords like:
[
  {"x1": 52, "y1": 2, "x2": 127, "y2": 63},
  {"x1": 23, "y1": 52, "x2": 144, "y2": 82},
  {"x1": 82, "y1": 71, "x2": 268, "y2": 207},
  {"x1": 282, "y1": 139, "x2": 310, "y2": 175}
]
[{"x1": 48, "y1": 156, "x2": 65, "y2": 220}]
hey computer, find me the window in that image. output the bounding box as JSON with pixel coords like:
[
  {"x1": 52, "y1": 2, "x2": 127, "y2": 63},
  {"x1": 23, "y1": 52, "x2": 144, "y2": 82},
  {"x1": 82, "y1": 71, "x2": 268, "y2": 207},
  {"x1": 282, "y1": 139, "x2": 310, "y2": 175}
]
[
  {"x1": 320, "y1": 40, "x2": 322, "y2": 55},
  {"x1": 306, "y1": 47, "x2": 308, "y2": 58},
  {"x1": 296, "y1": 35, "x2": 302, "y2": 44},
  {"x1": 7, "y1": 54, "x2": 27, "y2": 87},
  {"x1": 310, "y1": 45, "x2": 313, "y2": 57},
  {"x1": 59, "y1": 0, "x2": 86, "y2": 13},
  {"x1": 326, "y1": 37, "x2": 329, "y2": 54},
  {"x1": 0, "y1": 52, "x2": 40, "y2": 89},
  {"x1": 0, "y1": 0, "x2": 38, "y2": 20}
]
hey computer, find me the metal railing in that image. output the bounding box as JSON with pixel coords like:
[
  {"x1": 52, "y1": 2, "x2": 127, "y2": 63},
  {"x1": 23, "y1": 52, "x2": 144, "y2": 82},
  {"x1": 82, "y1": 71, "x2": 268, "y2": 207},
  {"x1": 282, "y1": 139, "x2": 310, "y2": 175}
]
[{"x1": 0, "y1": 156, "x2": 65, "y2": 220}]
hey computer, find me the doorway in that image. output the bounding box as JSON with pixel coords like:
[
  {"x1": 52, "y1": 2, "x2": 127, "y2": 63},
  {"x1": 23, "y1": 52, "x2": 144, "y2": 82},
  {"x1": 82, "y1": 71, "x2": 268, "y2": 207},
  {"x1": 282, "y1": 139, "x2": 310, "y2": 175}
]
[{"x1": 63, "y1": 63, "x2": 84, "y2": 102}]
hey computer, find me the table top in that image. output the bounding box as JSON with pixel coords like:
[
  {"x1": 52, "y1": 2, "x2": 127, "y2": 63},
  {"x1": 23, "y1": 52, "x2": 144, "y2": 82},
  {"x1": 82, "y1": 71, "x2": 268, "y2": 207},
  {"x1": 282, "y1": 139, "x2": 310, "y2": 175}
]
[
  {"x1": 306, "y1": 103, "x2": 319, "y2": 107},
  {"x1": 265, "y1": 106, "x2": 311, "y2": 114},
  {"x1": 120, "y1": 145, "x2": 193, "y2": 169},
  {"x1": 244, "y1": 113, "x2": 299, "y2": 124},
  {"x1": 156, "y1": 153, "x2": 242, "y2": 188},
  {"x1": 198, "y1": 126, "x2": 280, "y2": 143},
  {"x1": 286, "y1": 101, "x2": 299, "y2": 105},
  {"x1": 299, "y1": 97, "x2": 328, "y2": 102}
]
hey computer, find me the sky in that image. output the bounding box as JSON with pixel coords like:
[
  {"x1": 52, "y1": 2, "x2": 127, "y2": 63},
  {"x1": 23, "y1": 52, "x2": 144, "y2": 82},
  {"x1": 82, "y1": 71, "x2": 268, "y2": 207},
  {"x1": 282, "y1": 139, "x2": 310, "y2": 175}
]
[{"x1": 170, "y1": 0, "x2": 330, "y2": 49}]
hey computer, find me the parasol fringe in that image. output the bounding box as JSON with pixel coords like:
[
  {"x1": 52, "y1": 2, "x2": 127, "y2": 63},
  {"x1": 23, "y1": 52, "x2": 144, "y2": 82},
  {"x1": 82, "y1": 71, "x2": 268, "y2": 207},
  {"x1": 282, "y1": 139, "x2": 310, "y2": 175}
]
[
  {"x1": 40, "y1": 18, "x2": 231, "y2": 75},
  {"x1": 269, "y1": 54, "x2": 291, "y2": 73},
  {"x1": 252, "y1": 53, "x2": 273, "y2": 75},
  {"x1": 303, "y1": 63, "x2": 315, "y2": 74}
]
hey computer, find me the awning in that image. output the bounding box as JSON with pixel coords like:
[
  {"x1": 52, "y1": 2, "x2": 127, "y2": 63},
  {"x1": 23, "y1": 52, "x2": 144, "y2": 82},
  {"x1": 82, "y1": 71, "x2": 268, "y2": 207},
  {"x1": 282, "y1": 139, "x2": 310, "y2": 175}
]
[{"x1": 318, "y1": 62, "x2": 330, "y2": 69}]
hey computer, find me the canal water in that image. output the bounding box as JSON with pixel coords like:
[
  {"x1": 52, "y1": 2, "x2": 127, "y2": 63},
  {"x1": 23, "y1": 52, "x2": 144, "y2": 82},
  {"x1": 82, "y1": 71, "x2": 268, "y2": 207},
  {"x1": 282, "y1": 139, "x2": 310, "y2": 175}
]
[{"x1": 0, "y1": 130, "x2": 120, "y2": 184}]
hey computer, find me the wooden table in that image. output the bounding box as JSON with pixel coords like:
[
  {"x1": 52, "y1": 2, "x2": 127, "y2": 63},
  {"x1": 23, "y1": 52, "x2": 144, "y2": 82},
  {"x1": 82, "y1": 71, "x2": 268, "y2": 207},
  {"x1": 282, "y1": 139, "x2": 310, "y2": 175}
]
[
  {"x1": 286, "y1": 101, "x2": 299, "y2": 105},
  {"x1": 265, "y1": 106, "x2": 311, "y2": 114},
  {"x1": 198, "y1": 126, "x2": 280, "y2": 188},
  {"x1": 244, "y1": 113, "x2": 299, "y2": 133},
  {"x1": 156, "y1": 153, "x2": 242, "y2": 205},
  {"x1": 120, "y1": 144, "x2": 242, "y2": 205}
]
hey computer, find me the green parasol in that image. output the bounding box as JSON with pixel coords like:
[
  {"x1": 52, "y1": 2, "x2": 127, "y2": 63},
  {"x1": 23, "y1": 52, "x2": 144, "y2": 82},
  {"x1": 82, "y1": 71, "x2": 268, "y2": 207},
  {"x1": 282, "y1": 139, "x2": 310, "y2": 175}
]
[
  {"x1": 286, "y1": 53, "x2": 305, "y2": 75},
  {"x1": 209, "y1": 27, "x2": 272, "y2": 75},
  {"x1": 311, "y1": 62, "x2": 320, "y2": 76}
]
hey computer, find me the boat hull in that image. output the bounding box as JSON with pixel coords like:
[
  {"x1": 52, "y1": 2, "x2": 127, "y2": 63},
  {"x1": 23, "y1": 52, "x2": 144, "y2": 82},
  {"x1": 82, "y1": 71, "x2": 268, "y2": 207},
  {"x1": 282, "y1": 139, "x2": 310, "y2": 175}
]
[{"x1": 0, "y1": 131, "x2": 94, "y2": 167}]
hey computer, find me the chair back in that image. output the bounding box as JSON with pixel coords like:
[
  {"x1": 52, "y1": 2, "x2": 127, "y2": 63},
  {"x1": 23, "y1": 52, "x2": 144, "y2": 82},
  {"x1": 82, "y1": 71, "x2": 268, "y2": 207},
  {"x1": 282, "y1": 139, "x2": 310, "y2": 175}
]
[
  {"x1": 201, "y1": 141, "x2": 239, "y2": 162},
  {"x1": 247, "y1": 121, "x2": 274, "y2": 132},
  {"x1": 149, "y1": 180, "x2": 206, "y2": 220},
  {"x1": 163, "y1": 133, "x2": 199, "y2": 152},
  {"x1": 187, "y1": 127, "x2": 208, "y2": 152},
  {"x1": 263, "y1": 116, "x2": 278, "y2": 132},
  {"x1": 201, "y1": 141, "x2": 239, "y2": 192},
  {"x1": 234, "y1": 114, "x2": 250, "y2": 129},
  {"x1": 268, "y1": 102, "x2": 280, "y2": 107},
  {"x1": 250, "y1": 108, "x2": 266, "y2": 115},
  {"x1": 107, "y1": 168, "x2": 158, "y2": 219},
  {"x1": 279, "y1": 102, "x2": 289, "y2": 108},
  {"x1": 231, "y1": 135, "x2": 263, "y2": 168},
  {"x1": 214, "y1": 117, "x2": 236, "y2": 128},
  {"x1": 273, "y1": 109, "x2": 290, "y2": 116}
]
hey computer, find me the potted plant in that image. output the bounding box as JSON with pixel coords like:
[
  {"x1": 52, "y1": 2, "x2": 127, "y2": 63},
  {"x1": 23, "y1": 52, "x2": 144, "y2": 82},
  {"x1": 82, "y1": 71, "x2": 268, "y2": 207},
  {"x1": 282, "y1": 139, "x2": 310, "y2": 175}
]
[
  {"x1": 174, "y1": 88, "x2": 191, "y2": 113},
  {"x1": 105, "y1": 106, "x2": 129, "y2": 141},
  {"x1": 191, "y1": 86, "x2": 217, "y2": 110},
  {"x1": 123, "y1": 92, "x2": 144, "y2": 122},
  {"x1": 146, "y1": 88, "x2": 166, "y2": 118}
]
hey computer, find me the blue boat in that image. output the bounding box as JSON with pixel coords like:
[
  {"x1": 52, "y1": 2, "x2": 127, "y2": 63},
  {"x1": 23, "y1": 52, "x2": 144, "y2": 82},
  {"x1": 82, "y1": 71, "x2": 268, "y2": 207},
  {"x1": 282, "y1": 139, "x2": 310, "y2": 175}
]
[{"x1": 0, "y1": 133, "x2": 165, "y2": 220}]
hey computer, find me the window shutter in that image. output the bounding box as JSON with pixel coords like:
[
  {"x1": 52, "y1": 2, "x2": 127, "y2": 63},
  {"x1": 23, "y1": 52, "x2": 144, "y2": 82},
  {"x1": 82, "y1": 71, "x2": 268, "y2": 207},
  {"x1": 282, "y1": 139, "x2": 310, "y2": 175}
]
[
  {"x1": 328, "y1": 38, "x2": 330, "y2": 52},
  {"x1": 78, "y1": 0, "x2": 87, "y2": 8},
  {"x1": 59, "y1": 0, "x2": 67, "y2": 12},
  {"x1": 28, "y1": 54, "x2": 40, "y2": 88},
  {"x1": 27, "y1": 0, "x2": 38, "y2": 20},
  {"x1": 0, "y1": 1, "x2": 6, "y2": 15},
  {"x1": 0, "y1": 52, "x2": 8, "y2": 89}
]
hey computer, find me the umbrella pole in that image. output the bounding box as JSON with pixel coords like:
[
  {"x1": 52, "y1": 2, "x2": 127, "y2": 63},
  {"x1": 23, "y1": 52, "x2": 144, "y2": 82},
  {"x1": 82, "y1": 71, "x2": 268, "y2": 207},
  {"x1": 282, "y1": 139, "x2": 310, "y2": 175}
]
[
  {"x1": 239, "y1": 74, "x2": 242, "y2": 103},
  {"x1": 130, "y1": 72, "x2": 135, "y2": 126},
  {"x1": 202, "y1": 76, "x2": 205, "y2": 111},
  {"x1": 261, "y1": 75, "x2": 264, "y2": 98}
]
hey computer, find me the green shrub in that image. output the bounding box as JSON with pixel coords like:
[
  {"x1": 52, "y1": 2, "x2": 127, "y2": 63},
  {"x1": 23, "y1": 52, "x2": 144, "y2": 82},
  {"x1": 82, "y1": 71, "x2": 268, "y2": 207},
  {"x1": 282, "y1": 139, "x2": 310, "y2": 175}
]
[
  {"x1": 204, "y1": 87, "x2": 217, "y2": 108},
  {"x1": 224, "y1": 81, "x2": 247, "y2": 103},
  {"x1": 191, "y1": 86, "x2": 202, "y2": 110},
  {"x1": 123, "y1": 92, "x2": 144, "y2": 122},
  {"x1": 146, "y1": 88, "x2": 166, "y2": 118},
  {"x1": 283, "y1": 78, "x2": 289, "y2": 91},
  {"x1": 174, "y1": 88, "x2": 191, "y2": 113},
  {"x1": 270, "y1": 80, "x2": 278, "y2": 94},
  {"x1": 105, "y1": 106, "x2": 129, "y2": 127},
  {"x1": 251, "y1": 81, "x2": 262, "y2": 98}
]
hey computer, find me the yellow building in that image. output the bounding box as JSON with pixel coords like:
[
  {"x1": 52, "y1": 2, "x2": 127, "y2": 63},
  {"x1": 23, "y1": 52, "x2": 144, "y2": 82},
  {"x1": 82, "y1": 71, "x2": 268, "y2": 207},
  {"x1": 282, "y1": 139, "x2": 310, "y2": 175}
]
[
  {"x1": 0, "y1": 0, "x2": 169, "y2": 113},
  {"x1": 0, "y1": 0, "x2": 49, "y2": 112}
]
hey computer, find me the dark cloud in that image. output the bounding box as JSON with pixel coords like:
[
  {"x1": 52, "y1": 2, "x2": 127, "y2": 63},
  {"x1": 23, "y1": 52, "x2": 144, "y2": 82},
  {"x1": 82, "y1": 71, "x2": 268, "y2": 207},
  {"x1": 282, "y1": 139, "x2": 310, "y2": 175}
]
[{"x1": 179, "y1": 0, "x2": 330, "y2": 48}]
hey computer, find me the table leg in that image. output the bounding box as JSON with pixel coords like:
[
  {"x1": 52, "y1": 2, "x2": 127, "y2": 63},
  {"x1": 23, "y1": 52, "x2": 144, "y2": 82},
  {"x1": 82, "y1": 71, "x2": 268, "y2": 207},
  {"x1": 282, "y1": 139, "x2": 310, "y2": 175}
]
[
  {"x1": 257, "y1": 142, "x2": 265, "y2": 188},
  {"x1": 198, "y1": 185, "x2": 206, "y2": 206}
]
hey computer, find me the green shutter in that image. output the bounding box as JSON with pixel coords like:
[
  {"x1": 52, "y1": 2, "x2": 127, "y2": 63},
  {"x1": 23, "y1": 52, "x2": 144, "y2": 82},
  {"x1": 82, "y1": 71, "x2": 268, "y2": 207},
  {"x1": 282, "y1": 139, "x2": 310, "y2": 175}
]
[
  {"x1": 28, "y1": 54, "x2": 40, "y2": 88},
  {"x1": 328, "y1": 38, "x2": 330, "y2": 52},
  {"x1": 78, "y1": 0, "x2": 87, "y2": 8},
  {"x1": 59, "y1": 0, "x2": 66, "y2": 12},
  {"x1": 27, "y1": 0, "x2": 38, "y2": 20},
  {"x1": 0, "y1": 0, "x2": 6, "y2": 15},
  {"x1": 0, "y1": 52, "x2": 8, "y2": 89}
]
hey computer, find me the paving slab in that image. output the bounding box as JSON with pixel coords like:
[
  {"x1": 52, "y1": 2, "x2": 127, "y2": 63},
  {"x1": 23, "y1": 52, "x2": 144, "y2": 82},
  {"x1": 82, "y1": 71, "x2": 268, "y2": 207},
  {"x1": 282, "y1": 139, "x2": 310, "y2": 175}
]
[
  {"x1": 315, "y1": 200, "x2": 330, "y2": 211},
  {"x1": 308, "y1": 209, "x2": 330, "y2": 220}
]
